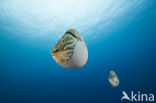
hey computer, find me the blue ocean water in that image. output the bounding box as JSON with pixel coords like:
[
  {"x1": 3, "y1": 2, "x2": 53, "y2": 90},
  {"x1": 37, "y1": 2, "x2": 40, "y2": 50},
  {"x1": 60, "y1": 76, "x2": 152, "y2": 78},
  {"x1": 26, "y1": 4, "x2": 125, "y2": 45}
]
[{"x1": 0, "y1": 0, "x2": 156, "y2": 103}]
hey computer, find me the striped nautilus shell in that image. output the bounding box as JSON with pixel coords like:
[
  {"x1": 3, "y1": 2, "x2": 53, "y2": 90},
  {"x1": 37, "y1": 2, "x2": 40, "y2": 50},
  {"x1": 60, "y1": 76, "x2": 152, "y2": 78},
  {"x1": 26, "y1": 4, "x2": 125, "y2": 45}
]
[
  {"x1": 108, "y1": 70, "x2": 119, "y2": 87},
  {"x1": 50, "y1": 29, "x2": 88, "y2": 69}
]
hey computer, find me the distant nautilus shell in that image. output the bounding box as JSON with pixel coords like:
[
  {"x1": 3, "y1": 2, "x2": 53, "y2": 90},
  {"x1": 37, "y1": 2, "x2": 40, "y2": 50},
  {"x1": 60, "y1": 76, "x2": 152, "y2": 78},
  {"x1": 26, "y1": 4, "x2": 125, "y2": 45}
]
[
  {"x1": 50, "y1": 29, "x2": 88, "y2": 69},
  {"x1": 108, "y1": 70, "x2": 119, "y2": 87}
]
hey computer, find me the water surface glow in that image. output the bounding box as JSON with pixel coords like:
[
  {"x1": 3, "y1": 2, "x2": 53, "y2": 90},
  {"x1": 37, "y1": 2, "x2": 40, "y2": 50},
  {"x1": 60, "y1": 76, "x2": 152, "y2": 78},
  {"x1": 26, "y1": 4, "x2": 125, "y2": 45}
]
[{"x1": 0, "y1": 0, "x2": 152, "y2": 42}]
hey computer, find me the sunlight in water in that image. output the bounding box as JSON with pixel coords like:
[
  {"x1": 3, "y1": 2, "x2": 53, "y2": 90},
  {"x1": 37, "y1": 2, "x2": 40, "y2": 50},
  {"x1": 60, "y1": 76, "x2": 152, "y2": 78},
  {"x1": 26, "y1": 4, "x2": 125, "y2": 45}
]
[{"x1": 0, "y1": 0, "x2": 151, "y2": 42}]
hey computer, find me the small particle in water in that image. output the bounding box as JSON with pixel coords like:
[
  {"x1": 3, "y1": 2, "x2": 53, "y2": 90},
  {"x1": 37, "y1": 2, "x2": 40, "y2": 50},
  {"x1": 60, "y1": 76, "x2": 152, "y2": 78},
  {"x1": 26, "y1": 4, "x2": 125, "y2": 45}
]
[
  {"x1": 50, "y1": 29, "x2": 88, "y2": 69},
  {"x1": 108, "y1": 70, "x2": 119, "y2": 87}
]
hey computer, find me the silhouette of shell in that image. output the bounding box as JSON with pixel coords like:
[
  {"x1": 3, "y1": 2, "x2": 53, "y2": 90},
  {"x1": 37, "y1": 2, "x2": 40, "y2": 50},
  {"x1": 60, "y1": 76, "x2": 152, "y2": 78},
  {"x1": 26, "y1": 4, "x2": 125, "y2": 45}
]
[
  {"x1": 50, "y1": 29, "x2": 88, "y2": 69},
  {"x1": 108, "y1": 70, "x2": 119, "y2": 87}
]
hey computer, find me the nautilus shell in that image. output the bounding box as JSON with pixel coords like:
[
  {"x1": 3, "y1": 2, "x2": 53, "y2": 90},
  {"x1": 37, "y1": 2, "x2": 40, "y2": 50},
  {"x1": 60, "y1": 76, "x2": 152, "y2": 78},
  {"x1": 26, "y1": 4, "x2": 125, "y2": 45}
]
[
  {"x1": 50, "y1": 29, "x2": 88, "y2": 69},
  {"x1": 108, "y1": 70, "x2": 119, "y2": 87}
]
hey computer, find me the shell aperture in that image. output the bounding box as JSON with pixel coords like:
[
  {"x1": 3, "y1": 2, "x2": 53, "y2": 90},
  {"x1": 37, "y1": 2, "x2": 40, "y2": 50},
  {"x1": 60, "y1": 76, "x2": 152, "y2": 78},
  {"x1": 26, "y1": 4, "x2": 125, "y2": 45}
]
[
  {"x1": 108, "y1": 70, "x2": 119, "y2": 87},
  {"x1": 50, "y1": 29, "x2": 88, "y2": 69}
]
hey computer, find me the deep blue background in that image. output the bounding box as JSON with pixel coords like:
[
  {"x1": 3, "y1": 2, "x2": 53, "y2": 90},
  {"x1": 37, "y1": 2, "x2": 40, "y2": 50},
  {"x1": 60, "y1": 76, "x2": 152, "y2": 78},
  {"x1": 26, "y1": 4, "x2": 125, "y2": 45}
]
[{"x1": 0, "y1": 1, "x2": 156, "y2": 103}]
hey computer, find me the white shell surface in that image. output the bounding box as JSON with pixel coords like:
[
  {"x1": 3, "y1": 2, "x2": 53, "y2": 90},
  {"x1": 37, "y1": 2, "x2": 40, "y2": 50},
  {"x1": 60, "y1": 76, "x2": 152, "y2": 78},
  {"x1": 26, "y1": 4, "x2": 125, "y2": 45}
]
[{"x1": 59, "y1": 40, "x2": 88, "y2": 69}]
